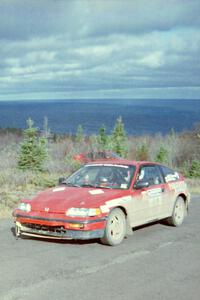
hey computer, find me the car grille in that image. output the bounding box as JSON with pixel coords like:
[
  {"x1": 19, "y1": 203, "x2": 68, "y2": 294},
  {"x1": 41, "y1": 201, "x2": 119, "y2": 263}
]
[{"x1": 22, "y1": 223, "x2": 67, "y2": 234}]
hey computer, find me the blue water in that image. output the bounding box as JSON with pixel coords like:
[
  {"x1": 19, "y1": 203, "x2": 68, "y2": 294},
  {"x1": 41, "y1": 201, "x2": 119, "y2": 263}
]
[{"x1": 0, "y1": 99, "x2": 200, "y2": 135}]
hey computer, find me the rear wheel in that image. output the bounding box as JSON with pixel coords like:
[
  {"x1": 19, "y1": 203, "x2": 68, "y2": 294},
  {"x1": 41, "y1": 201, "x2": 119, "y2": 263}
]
[
  {"x1": 166, "y1": 196, "x2": 186, "y2": 226},
  {"x1": 100, "y1": 208, "x2": 126, "y2": 246}
]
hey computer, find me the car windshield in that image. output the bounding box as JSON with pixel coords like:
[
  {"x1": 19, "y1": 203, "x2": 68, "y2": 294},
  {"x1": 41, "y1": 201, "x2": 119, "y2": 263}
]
[{"x1": 65, "y1": 164, "x2": 136, "y2": 190}]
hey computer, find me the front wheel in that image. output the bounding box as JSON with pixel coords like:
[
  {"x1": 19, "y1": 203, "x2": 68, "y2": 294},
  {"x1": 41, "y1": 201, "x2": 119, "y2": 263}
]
[
  {"x1": 100, "y1": 208, "x2": 126, "y2": 246},
  {"x1": 166, "y1": 196, "x2": 186, "y2": 226}
]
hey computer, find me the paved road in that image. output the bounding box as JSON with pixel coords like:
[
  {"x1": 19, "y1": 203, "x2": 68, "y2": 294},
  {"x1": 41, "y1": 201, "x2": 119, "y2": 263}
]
[{"x1": 0, "y1": 196, "x2": 200, "y2": 300}]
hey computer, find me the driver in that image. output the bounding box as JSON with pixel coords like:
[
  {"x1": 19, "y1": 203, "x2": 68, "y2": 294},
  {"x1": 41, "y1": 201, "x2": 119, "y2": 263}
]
[{"x1": 99, "y1": 177, "x2": 109, "y2": 187}]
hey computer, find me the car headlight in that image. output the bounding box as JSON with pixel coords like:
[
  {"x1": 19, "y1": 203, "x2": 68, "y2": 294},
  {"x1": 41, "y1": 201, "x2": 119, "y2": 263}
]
[
  {"x1": 66, "y1": 207, "x2": 101, "y2": 217},
  {"x1": 18, "y1": 202, "x2": 31, "y2": 212}
]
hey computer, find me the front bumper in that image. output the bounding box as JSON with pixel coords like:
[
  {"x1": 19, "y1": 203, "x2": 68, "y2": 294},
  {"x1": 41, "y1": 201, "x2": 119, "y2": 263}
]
[
  {"x1": 15, "y1": 222, "x2": 104, "y2": 240},
  {"x1": 14, "y1": 213, "x2": 106, "y2": 240}
]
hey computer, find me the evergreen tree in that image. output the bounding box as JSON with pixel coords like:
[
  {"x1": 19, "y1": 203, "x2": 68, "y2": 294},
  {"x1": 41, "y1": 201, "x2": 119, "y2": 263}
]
[
  {"x1": 97, "y1": 125, "x2": 108, "y2": 150},
  {"x1": 136, "y1": 143, "x2": 149, "y2": 161},
  {"x1": 185, "y1": 160, "x2": 200, "y2": 178},
  {"x1": 111, "y1": 117, "x2": 128, "y2": 157},
  {"x1": 18, "y1": 118, "x2": 48, "y2": 171},
  {"x1": 155, "y1": 146, "x2": 168, "y2": 163}
]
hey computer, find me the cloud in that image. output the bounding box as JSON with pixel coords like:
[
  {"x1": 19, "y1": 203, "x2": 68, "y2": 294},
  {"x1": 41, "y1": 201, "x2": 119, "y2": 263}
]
[
  {"x1": 85, "y1": 0, "x2": 200, "y2": 36},
  {"x1": 0, "y1": 0, "x2": 77, "y2": 40},
  {"x1": 1, "y1": 0, "x2": 199, "y2": 40},
  {"x1": 0, "y1": 0, "x2": 199, "y2": 100}
]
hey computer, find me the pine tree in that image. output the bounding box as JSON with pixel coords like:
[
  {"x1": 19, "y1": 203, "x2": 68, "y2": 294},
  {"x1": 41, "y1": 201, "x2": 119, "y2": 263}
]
[
  {"x1": 111, "y1": 117, "x2": 128, "y2": 157},
  {"x1": 97, "y1": 125, "x2": 108, "y2": 150},
  {"x1": 18, "y1": 118, "x2": 48, "y2": 171},
  {"x1": 188, "y1": 160, "x2": 200, "y2": 178},
  {"x1": 136, "y1": 143, "x2": 149, "y2": 161},
  {"x1": 155, "y1": 146, "x2": 168, "y2": 163}
]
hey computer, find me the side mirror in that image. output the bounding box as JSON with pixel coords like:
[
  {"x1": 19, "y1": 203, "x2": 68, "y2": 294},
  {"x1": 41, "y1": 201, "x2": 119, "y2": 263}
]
[
  {"x1": 58, "y1": 177, "x2": 66, "y2": 185},
  {"x1": 134, "y1": 181, "x2": 149, "y2": 190}
]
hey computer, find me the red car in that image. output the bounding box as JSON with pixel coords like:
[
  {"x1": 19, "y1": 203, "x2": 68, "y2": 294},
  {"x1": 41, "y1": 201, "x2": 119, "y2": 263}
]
[
  {"x1": 73, "y1": 151, "x2": 121, "y2": 164},
  {"x1": 13, "y1": 160, "x2": 190, "y2": 246}
]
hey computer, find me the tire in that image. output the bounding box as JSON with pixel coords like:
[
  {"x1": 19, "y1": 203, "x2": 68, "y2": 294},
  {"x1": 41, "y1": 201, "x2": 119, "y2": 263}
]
[
  {"x1": 15, "y1": 223, "x2": 21, "y2": 239},
  {"x1": 100, "y1": 208, "x2": 126, "y2": 246},
  {"x1": 166, "y1": 196, "x2": 186, "y2": 226}
]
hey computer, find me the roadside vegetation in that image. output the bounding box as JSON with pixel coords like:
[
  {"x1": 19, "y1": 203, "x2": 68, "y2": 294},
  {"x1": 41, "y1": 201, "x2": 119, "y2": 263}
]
[{"x1": 0, "y1": 117, "x2": 200, "y2": 218}]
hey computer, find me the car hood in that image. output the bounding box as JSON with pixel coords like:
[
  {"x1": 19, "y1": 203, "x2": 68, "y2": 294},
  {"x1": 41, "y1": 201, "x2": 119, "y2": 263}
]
[{"x1": 26, "y1": 186, "x2": 128, "y2": 213}]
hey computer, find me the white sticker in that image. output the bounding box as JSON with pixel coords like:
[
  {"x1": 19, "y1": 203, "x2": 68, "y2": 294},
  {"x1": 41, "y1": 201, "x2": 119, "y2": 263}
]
[
  {"x1": 53, "y1": 187, "x2": 66, "y2": 192},
  {"x1": 120, "y1": 183, "x2": 128, "y2": 189},
  {"x1": 89, "y1": 189, "x2": 104, "y2": 195},
  {"x1": 146, "y1": 188, "x2": 162, "y2": 196},
  {"x1": 165, "y1": 173, "x2": 179, "y2": 182}
]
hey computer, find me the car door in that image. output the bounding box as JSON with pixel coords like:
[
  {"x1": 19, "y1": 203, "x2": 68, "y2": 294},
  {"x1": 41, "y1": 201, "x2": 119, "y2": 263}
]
[
  {"x1": 129, "y1": 164, "x2": 166, "y2": 227},
  {"x1": 158, "y1": 165, "x2": 182, "y2": 217}
]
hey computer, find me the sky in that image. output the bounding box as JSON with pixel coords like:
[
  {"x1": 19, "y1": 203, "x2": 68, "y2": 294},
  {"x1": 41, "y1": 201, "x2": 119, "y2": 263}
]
[{"x1": 0, "y1": 0, "x2": 200, "y2": 101}]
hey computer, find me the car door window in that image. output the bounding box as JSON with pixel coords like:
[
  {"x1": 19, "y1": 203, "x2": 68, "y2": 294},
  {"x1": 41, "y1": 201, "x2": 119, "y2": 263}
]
[
  {"x1": 137, "y1": 165, "x2": 164, "y2": 186},
  {"x1": 160, "y1": 165, "x2": 180, "y2": 182}
]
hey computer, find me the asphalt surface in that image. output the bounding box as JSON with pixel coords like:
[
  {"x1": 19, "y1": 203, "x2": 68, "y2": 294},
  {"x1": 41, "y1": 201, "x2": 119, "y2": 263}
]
[{"x1": 0, "y1": 195, "x2": 200, "y2": 300}]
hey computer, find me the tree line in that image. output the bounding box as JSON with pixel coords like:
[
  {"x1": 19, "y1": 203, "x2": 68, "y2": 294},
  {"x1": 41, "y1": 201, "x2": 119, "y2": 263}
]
[{"x1": 17, "y1": 117, "x2": 200, "y2": 178}]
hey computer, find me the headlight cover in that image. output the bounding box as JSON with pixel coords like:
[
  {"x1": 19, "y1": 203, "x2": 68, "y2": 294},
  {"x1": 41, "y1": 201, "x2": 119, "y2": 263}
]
[
  {"x1": 66, "y1": 207, "x2": 101, "y2": 217},
  {"x1": 18, "y1": 202, "x2": 31, "y2": 212}
]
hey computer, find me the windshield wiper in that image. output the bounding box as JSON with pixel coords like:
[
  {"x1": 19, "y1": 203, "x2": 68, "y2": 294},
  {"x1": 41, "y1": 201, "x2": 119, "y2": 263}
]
[
  {"x1": 95, "y1": 185, "x2": 112, "y2": 189},
  {"x1": 84, "y1": 184, "x2": 112, "y2": 189},
  {"x1": 64, "y1": 182, "x2": 112, "y2": 189},
  {"x1": 80, "y1": 183, "x2": 97, "y2": 188},
  {"x1": 63, "y1": 182, "x2": 80, "y2": 187}
]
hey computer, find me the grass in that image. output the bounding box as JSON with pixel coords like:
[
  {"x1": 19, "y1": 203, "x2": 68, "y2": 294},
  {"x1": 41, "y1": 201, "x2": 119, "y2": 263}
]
[{"x1": 0, "y1": 170, "x2": 60, "y2": 219}]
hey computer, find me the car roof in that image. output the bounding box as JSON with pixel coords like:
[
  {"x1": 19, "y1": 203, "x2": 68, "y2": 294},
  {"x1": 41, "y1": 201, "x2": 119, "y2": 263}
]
[{"x1": 85, "y1": 159, "x2": 162, "y2": 167}]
